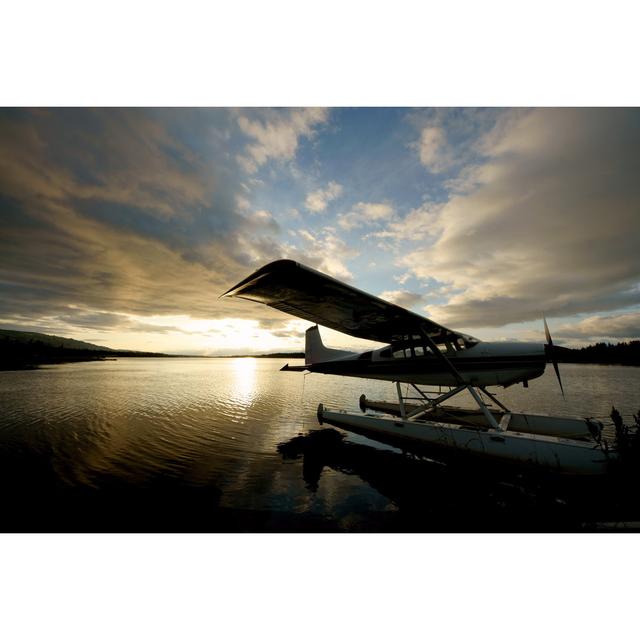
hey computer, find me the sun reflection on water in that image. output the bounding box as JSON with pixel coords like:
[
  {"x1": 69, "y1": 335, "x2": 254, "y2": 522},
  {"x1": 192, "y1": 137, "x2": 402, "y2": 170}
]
[{"x1": 231, "y1": 358, "x2": 257, "y2": 408}]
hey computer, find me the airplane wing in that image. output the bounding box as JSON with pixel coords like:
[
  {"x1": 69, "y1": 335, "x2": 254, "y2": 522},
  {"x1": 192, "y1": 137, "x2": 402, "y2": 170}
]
[{"x1": 221, "y1": 259, "x2": 476, "y2": 346}]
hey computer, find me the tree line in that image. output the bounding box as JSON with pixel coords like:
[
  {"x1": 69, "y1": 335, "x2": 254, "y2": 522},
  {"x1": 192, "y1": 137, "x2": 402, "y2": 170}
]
[{"x1": 556, "y1": 340, "x2": 640, "y2": 366}]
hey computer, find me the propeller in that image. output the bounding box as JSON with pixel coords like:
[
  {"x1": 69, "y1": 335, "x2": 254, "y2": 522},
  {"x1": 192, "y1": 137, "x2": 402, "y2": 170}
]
[{"x1": 543, "y1": 315, "x2": 565, "y2": 399}]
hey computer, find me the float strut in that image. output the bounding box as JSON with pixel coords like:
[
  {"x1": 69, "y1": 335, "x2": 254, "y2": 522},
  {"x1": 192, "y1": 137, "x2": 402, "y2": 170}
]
[
  {"x1": 395, "y1": 382, "x2": 406, "y2": 419},
  {"x1": 467, "y1": 386, "x2": 502, "y2": 431}
]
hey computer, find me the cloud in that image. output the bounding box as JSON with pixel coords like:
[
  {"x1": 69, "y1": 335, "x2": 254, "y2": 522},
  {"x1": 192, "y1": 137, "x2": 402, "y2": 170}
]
[
  {"x1": 337, "y1": 202, "x2": 394, "y2": 230},
  {"x1": 0, "y1": 305, "x2": 193, "y2": 344},
  {"x1": 235, "y1": 194, "x2": 251, "y2": 210},
  {"x1": 371, "y1": 201, "x2": 443, "y2": 241},
  {"x1": 416, "y1": 126, "x2": 452, "y2": 172},
  {"x1": 278, "y1": 228, "x2": 358, "y2": 281},
  {"x1": 379, "y1": 290, "x2": 425, "y2": 309},
  {"x1": 304, "y1": 181, "x2": 343, "y2": 212},
  {"x1": 236, "y1": 108, "x2": 329, "y2": 173},
  {"x1": 258, "y1": 227, "x2": 360, "y2": 280},
  {"x1": 4, "y1": 107, "x2": 638, "y2": 353},
  {"x1": 398, "y1": 109, "x2": 640, "y2": 328},
  {"x1": 0, "y1": 109, "x2": 292, "y2": 335},
  {"x1": 555, "y1": 312, "x2": 640, "y2": 342}
]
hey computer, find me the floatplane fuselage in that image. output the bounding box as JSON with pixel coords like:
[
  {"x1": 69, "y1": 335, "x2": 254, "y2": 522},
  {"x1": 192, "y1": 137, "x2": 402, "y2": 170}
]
[{"x1": 284, "y1": 325, "x2": 546, "y2": 389}]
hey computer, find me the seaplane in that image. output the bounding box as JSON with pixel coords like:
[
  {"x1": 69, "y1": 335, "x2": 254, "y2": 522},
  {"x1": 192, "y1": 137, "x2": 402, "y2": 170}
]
[{"x1": 222, "y1": 259, "x2": 614, "y2": 475}]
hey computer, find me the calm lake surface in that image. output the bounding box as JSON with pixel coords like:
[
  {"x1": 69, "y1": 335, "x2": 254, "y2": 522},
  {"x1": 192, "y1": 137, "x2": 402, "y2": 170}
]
[{"x1": 1, "y1": 358, "x2": 639, "y2": 532}]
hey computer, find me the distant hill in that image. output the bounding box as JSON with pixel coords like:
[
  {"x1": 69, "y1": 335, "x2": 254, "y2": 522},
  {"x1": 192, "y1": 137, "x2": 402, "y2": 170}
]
[{"x1": 0, "y1": 329, "x2": 169, "y2": 370}]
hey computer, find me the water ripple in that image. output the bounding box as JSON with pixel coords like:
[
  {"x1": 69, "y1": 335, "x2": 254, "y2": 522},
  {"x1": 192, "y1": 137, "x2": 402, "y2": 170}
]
[{"x1": 1, "y1": 358, "x2": 639, "y2": 529}]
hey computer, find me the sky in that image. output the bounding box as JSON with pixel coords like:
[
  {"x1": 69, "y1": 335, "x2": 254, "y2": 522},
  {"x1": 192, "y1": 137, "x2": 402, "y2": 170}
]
[{"x1": 0, "y1": 107, "x2": 639, "y2": 355}]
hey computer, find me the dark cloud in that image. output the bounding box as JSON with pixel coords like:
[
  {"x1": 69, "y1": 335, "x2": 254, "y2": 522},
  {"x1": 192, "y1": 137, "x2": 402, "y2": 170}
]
[
  {"x1": 402, "y1": 109, "x2": 640, "y2": 330},
  {"x1": 0, "y1": 108, "x2": 289, "y2": 330},
  {"x1": 269, "y1": 329, "x2": 305, "y2": 340},
  {"x1": 55, "y1": 310, "x2": 128, "y2": 330},
  {"x1": 555, "y1": 311, "x2": 640, "y2": 342}
]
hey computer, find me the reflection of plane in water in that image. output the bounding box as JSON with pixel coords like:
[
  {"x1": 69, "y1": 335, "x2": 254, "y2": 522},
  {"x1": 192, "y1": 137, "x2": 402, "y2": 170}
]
[
  {"x1": 223, "y1": 259, "x2": 614, "y2": 475},
  {"x1": 277, "y1": 429, "x2": 619, "y2": 531}
]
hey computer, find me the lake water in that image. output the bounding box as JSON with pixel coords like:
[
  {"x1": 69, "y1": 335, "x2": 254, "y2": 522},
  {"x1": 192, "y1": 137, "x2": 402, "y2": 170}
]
[{"x1": 1, "y1": 358, "x2": 639, "y2": 532}]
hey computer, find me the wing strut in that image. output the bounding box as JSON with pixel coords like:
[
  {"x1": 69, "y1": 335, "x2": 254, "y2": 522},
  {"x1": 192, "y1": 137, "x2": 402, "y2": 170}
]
[
  {"x1": 419, "y1": 325, "x2": 465, "y2": 386},
  {"x1": 414, "y1": 325, "x2": 502, "y2": 431}
]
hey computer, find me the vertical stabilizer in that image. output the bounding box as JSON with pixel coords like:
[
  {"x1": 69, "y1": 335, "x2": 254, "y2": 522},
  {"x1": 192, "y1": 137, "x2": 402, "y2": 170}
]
[{"x1": 305, "y1": 326, "x2": 356, "y2": 365}]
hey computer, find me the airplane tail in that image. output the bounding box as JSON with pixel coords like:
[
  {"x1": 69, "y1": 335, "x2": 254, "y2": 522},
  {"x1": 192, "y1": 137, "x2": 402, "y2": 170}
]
[{"x1": 305, "y1": 325, "x2": 355, "y2": 365}]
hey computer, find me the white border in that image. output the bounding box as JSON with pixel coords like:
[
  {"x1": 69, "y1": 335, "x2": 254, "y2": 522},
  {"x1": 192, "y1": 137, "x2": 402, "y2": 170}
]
[
  {"x1": 1, "y1": 1, "x2": 639, "y2": 637},
  {"x1": 2, "y1": 1, "x2": 639, "y2": 105},
  {"x1": 1, "y1": 534, "x2": 638, "y2": 639}
]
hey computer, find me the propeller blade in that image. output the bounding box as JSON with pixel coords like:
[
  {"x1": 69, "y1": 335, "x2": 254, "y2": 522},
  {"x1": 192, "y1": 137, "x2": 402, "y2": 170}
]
[
  {"x1": 543, "y1": 315, "x2": 565, "y2": 399},
  {"x1": 551, "y1": 358, "x2": 565, "y2": 399},
  {"x1": 543, "y1": 315, "x2": 552, "y2": 346}
]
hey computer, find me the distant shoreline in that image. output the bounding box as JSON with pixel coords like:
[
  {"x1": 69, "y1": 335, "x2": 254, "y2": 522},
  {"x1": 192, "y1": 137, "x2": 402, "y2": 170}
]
[
  {"x1": 215, "y1": 352, "x2": 305, "y2": 359},
  {"x1": 0, "y1": 351, "x2": 307, "y2": 371},
  {"x1": 0, "y1": 352, "x2": 180, "y2": 371},
  {"x1": 4, "y1": 355, "x2": 640, "y2": 372},
  {"x1": 2, "y1": 328, "x2": 639, "y2": 370}
]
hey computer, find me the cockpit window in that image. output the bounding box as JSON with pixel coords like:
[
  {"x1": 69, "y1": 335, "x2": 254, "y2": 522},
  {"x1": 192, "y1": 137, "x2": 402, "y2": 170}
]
[
  {"x1": 387, "y1": 334, "x2": 430, "y2": 359},
  {"x1": 382, "y1": 332, "x2": 478, "y2": 359}
]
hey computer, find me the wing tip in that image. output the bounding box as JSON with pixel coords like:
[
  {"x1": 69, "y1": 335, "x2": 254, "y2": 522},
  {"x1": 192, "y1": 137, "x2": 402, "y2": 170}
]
[{"x1": 220, "y1": 259, "x2": 300, "y2": 299}]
